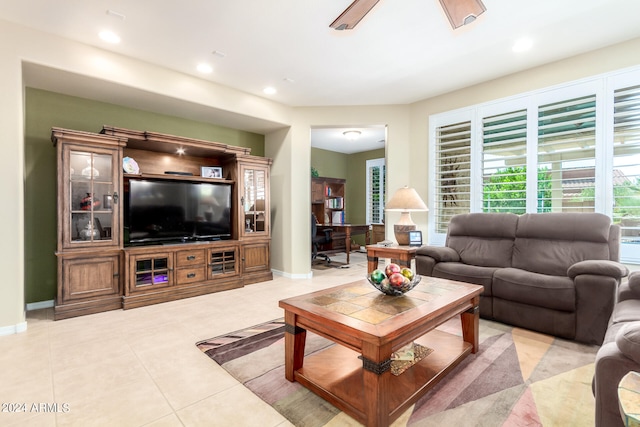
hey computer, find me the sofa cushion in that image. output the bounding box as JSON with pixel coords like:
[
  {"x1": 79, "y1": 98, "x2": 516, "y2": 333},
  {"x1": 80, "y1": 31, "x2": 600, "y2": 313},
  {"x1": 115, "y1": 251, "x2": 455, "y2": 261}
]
[
  {"x1": 493, "y1": 268, "x2": 575, "y2": 311},
  {"x1": 610, "y1": 299, "x2": 640, "y2": 324},
  {"x1": 512, "y1": 213, "x2": 612, "y2": 276},
  {"x1": 446, "y1": 213, "x2": 518, "y2": 268},
  {"x1": 615, "y1": 322, "x2": 640, "y2": 365},
  {"x1": 432, "y1": 262, "x2": 497, "y2": 296},
  {"x1": 627, "y1": 270, "x2": 640, "y2": 294}
]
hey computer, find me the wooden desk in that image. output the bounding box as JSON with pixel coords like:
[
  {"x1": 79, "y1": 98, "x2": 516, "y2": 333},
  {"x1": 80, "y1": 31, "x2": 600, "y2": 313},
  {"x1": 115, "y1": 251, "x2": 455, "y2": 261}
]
[
  {"x1": 366, "y1": 244, "x2": 418, "y2": 273},
  {"x1": 316, "y1": 223, "x2": 371, "y2": 264},
  {"x1": 279, "y1": 278, "x2": 482, "y2": 427}
]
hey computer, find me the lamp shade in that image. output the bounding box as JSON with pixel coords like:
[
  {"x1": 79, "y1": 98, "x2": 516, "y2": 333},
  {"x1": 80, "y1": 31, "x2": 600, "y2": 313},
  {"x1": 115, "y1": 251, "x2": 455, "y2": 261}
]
[
  {"x1": 386, "y1": 186, "x2": 427, "y2": 245},
  {"x1": 385, "y1": 186, "x2": 428, "y2": 212}
]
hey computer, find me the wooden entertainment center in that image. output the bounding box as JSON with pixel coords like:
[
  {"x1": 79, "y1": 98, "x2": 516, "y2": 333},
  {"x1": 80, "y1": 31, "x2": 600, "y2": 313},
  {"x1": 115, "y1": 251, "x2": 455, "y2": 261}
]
[{"x1": 52, "y1": 126, "x2": 272, "y2": 320}]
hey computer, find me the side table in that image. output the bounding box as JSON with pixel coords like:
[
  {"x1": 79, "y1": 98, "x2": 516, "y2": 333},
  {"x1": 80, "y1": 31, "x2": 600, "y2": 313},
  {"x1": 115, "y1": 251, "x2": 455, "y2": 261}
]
[
  {"x1": 618, "y1": 371, "x2": 640, "y2": 426},
  {"x1": 366, "y1": 244, "x2": 418, "y2": 273}
]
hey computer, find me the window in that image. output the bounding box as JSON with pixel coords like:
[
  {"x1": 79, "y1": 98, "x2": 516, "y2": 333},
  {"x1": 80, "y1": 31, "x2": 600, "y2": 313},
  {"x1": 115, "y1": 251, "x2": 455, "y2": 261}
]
[
  {"x1": 537, "y1": 95, "x2": 596, "y2": 212},
  {"x1": 482, "y1": 109, "x2": 527, "y2": 214},
  {"x1": 613, "y1": 84, "x2": 640, "y2": 244},
  {"x1": 429, "y1": 66, "x2": 640, "y2": 262},
  {"x1": 366, "y1": 158, "x2": 385, "y2": 224}
]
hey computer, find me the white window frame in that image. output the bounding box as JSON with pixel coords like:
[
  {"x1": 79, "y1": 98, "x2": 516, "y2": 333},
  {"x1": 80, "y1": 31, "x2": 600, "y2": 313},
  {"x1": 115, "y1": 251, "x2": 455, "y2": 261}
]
[{"x1": 428, "y1": 65, "x2": 640, "y2": 263}]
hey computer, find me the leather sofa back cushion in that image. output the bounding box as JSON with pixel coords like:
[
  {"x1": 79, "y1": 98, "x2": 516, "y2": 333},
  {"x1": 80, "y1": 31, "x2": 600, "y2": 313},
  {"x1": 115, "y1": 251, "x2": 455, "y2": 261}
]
[
  {"x1": 447, "y1": 213, "x2": 518, "y2": 267},
  {"x1": 512, "y1": 213, "x2": 612, "y2": 276}
]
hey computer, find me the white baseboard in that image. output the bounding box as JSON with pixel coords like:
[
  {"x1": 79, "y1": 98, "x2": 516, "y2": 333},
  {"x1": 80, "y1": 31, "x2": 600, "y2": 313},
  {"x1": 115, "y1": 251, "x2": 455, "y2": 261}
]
[
  {"x1": 272, "y1": 269, "x2": 313, "y2": 279},
  {"x1": 26, "y1": 300, "x2": 54, "y2": 311},
  {"x1": 0, "y1": 321, "x2": 27, "y2": 336}
]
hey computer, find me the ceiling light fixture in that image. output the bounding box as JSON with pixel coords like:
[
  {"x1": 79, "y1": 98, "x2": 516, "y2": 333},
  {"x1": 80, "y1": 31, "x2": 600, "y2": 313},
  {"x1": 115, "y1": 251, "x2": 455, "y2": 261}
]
[
  {"x1": 343, "y1": 130, "x2": 361, "y2": 140},
  {"x1": 439, "y1": 0, "x2": 486, "y2": 29},
  {"x1": 197, "y1": 63, "x2": 213, "y2": 74},
  {"x1": 263, "y1": 87, "x2": 277, "y2": 95},
  {"x1": 98, "y1": 30, "x2": 121, "y2": 44}
]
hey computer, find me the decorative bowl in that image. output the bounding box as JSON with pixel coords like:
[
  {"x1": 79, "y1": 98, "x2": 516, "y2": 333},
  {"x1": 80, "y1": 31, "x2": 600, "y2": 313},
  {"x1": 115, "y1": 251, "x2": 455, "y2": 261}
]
[{"x1": 367, "y1": 274, "x2": 422, "y2": 296}]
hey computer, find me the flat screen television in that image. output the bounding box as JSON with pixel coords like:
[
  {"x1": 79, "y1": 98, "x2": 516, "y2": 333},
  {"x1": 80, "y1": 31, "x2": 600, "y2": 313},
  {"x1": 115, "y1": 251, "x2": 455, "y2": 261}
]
[{"x1": 124, "y1": 178, "x2": 232, "y2": 246}]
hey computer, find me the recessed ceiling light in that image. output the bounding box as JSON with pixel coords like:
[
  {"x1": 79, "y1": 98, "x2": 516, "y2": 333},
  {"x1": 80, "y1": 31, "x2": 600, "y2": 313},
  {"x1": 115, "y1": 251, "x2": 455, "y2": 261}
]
[
  {"x1": 263, "y1": 87, "x2": 277, "y2": 95},
  {"x1": 197, "y1": 63, "x2": 213, "y2": 74},
  {"x1": 512, "y1": 37, "x2": 534, "y2": 53},
  {"x1": 99, "y1": 30, "x2": 121, "y2": 44}
]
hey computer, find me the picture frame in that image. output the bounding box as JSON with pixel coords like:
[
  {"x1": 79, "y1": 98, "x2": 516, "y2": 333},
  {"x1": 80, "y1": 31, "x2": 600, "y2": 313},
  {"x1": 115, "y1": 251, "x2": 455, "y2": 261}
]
[
  {"x1": 201, "y1": 166, "x2": 222, "y2": 178},
  {"x1": 408, "y1": 230, "x2": 423, "y2": 247}
]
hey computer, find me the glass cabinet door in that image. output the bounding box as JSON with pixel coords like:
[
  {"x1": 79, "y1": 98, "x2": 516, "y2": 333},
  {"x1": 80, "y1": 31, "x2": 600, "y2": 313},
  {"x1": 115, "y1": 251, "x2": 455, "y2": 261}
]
[
  {"x1": 63, "y1": 146, "x2": 120, "y2": 249},
  {"x1": 241, "y1": 165, "x2": 269, "y2": 236}
]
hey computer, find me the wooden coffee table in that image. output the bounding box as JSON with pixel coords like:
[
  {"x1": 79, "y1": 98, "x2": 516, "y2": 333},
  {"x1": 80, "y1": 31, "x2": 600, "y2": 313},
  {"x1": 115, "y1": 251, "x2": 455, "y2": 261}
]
[
  {"x1": 366, "y1": 244, "x2": 418, "y2": 273},
  {"x1": 278, "y1": 277, "x2": 482, "y2": 427}
]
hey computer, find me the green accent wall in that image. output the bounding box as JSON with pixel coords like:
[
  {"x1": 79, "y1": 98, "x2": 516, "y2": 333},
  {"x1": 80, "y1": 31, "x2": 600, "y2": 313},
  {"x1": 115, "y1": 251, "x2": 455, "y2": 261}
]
[
  {"x1": 311, "y1": 147, "x2": 348, "y2": 181},
  {"x1": 311, "y1": 146, "x2": 386, "y2": 246},
  {"x1": 24, "y1": 88, "x2": 265, "y2": 303}
]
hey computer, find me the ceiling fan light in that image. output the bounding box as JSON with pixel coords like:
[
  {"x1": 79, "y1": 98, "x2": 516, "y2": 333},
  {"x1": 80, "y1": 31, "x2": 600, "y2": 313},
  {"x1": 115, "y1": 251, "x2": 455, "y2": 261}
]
[{"x1": 439, "y1": 0, "x2": 486, "y2": 29}]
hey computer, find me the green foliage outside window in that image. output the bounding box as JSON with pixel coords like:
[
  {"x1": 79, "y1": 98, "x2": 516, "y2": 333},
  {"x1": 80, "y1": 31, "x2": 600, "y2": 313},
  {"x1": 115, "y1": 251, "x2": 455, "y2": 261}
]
[{"x1": 483, "y1": 166, "x2": 552, "y2": 213}]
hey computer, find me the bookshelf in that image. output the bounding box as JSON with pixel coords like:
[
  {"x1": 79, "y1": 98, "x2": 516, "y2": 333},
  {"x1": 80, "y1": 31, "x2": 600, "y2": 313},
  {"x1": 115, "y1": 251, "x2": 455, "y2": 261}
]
[{"x1": 311, "y1": 177, "x2": 346, "y2": 224}]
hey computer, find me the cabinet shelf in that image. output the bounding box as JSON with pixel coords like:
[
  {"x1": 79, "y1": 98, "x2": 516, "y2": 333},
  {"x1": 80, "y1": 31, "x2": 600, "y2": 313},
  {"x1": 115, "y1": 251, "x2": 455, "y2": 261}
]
[
  {"x1": 53, "y1": 126, "x2": 272, "y2": 320},
  {"x1": 124, "y1": 172, "x2": 234, "y2": 184}
]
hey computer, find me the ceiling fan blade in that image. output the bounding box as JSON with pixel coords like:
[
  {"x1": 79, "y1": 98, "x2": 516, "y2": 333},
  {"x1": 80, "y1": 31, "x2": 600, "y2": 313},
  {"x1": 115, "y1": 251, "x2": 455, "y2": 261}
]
[{"x1": 330, "y1": 0, "x2": 380, "y2": 30}]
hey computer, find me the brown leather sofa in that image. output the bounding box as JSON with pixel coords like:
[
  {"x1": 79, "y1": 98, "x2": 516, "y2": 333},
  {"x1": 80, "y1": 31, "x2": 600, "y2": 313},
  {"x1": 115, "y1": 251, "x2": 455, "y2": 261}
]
[
  {"x1": 415, "y1": 212, "x2": 628, "y2": 345},
  {"x1": 594, "y1": 270, "x2": 640, "y2": 427}
]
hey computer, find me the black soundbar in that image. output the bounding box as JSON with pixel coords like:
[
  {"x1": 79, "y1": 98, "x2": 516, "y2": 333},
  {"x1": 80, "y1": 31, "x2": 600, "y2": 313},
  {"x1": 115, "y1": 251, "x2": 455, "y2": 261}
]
[{"x1": 164, "y1": 171, "x2": 193, "y2": 176}]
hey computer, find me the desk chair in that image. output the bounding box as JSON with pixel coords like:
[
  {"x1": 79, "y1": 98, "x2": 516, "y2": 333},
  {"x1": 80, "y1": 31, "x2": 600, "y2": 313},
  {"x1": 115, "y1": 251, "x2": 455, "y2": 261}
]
[{"x1": 312, "y1": 214, "x2": 332, "y2": 263}]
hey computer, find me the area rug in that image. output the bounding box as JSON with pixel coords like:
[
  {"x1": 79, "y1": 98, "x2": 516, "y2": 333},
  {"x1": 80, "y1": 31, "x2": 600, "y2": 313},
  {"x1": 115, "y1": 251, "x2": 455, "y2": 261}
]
[{"x1": 196, "y1": 318, "x2": 598, "y2": 426}]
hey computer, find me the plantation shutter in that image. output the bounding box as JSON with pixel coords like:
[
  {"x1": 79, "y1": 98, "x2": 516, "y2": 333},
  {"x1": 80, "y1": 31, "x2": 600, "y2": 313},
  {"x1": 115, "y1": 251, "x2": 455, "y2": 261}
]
[
  {"x1": 366, "y1": 158, "x2": 386, "y2": 224},
  {"x1": 481, "y1": 109, "x2": 528, "y2": 214},
  {"x1": 537, "y1": 95, "x2": 597, "y2": 212},
  {"x1": 613, "y1": 84, "x2": 640, "y2": 241},
  {"x1": 434, "y1": 121, "x2": 471, "y2": 234}
]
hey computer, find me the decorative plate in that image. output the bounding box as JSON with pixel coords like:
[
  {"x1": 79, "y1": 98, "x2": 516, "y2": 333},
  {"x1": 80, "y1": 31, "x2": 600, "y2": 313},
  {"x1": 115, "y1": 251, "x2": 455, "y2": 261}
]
[{"x1": 123, "y1": 156, "x2": 140, "y2": 174}]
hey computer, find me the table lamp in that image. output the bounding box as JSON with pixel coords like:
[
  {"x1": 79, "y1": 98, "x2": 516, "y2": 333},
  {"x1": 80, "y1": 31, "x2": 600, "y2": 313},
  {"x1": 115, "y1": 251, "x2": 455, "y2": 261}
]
[{"x1": 385, "y1": 186, "x2": 428, "y2": 245}]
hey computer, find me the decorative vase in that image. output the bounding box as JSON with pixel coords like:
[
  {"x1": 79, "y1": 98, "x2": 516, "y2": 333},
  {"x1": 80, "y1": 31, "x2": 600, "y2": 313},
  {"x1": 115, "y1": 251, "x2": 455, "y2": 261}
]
[
  {"x1": 80, "y1": 222, "x2": 99, "y2": 240},
  {"x1": 80, "y1": 193, "x2": 101, "y2": 211}
]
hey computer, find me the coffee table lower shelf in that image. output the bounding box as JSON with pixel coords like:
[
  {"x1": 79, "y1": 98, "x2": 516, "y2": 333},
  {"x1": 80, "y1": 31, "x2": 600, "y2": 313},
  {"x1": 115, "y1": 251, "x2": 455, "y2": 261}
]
[{"x1": 293, "y1": 329, "x2": 472, "y2": 425}]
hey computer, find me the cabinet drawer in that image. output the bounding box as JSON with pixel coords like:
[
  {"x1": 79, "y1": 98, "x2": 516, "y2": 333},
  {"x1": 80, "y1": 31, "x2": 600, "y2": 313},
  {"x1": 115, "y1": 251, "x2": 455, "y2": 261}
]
[
  {"x1": 175, "y1": 249, "x2": 206, "y2": 267},
  {"x1": 176, "y1": 267, "x2": 206, "y2": 285}
]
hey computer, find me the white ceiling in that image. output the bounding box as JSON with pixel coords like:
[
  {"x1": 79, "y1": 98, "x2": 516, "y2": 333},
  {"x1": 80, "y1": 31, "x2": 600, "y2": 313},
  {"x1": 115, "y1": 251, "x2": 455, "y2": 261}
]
[
  {"x1": 3, "y1": 0, "x2": 640, "y2": 152},
  {"x1": 311, "y1": 125, "x2": 386, "y2": 154}
]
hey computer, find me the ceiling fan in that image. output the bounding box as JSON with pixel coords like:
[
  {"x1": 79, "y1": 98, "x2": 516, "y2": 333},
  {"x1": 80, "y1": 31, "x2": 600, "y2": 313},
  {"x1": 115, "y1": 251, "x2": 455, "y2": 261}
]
[{"x1": 330, "y1": 0, "x2": 487, "y2": 31}]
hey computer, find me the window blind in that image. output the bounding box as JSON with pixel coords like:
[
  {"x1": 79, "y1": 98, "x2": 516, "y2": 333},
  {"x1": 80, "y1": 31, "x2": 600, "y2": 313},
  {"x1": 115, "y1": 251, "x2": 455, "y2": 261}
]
[
  {"x1": 366, "y1": 158, "x2": 385, "y2": 224},
  {"x1": 537, "y1": 95, "x2": 597, "y2": 212},
  {"x1": 435, "y1": 121, "x2": 471, "y2": 233},
  {"x1": 482, "y1": 109, "x2": 528, "y2": 214},
  {"x1": 613, "y1": 84, "x2": 640, "y2": 242}
]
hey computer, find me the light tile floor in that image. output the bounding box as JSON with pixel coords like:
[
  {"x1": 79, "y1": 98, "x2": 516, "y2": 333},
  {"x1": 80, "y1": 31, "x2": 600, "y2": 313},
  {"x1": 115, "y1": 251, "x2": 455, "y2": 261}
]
[{"x1": 0, "y1": 252, "x2": 372, "y2": 427}]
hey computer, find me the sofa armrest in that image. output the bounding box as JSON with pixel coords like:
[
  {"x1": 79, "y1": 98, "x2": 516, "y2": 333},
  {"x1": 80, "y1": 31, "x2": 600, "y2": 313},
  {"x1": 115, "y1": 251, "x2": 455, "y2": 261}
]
[
  {"x1": 620, "y1": 270, "x2": 640, "y2": 301},
  {"x1": 415, "y1": 246, "x2": 460, "y2": 263},
  {"x1": 567, "y1": 260, "x2": 629, "y2": 280}
]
